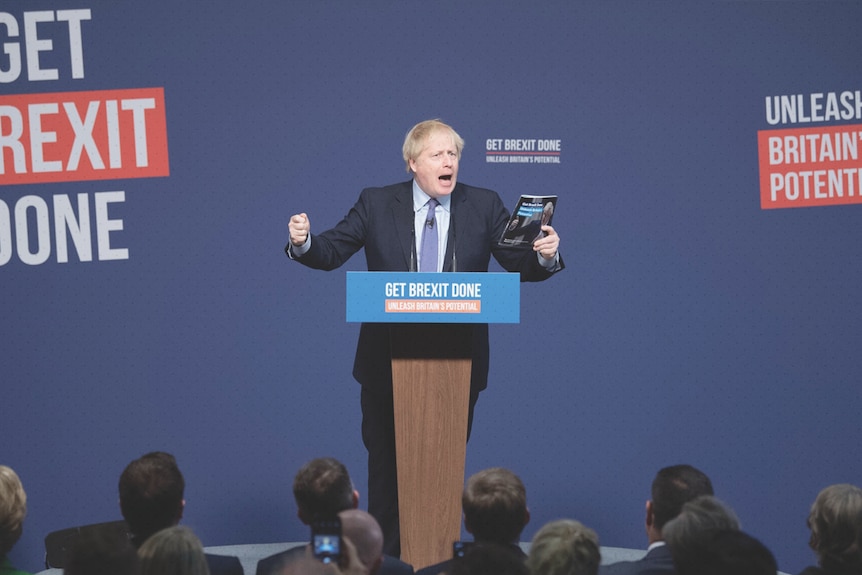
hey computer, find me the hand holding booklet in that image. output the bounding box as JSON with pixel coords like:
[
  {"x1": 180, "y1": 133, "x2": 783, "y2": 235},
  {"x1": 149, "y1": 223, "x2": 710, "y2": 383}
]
[{"x1": 498, "y1": 195, "x2": 557, "y2": 246}]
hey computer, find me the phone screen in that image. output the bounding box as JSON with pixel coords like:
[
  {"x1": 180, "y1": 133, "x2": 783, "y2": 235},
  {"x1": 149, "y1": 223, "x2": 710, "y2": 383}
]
[{"x1": 311, "y1": 518, "x2": 341, "y2": 564}]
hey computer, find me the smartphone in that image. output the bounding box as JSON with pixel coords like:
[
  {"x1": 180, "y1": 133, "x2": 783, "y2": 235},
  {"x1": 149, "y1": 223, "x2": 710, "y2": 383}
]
[
  {"x1": 311, "y1": 517, "x2": 342, "y2": 564},
  {"x1": 453, "y1": 541, "x2": 475, "y2": 558}
]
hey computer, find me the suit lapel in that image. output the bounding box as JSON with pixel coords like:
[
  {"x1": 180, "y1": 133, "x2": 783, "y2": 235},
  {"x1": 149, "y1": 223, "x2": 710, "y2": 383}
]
[
  {"x1": 443, "y1": 184, "x2": 467, "y2": 272},
  {"x1": 389, "y1": 182, "x2": 415, "y2": 271}
]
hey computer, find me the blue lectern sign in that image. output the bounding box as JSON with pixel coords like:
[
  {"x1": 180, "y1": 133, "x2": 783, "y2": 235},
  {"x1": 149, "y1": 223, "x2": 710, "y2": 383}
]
[{"x1": 346, "y1": 272, "x2": 520, "y2": 324}]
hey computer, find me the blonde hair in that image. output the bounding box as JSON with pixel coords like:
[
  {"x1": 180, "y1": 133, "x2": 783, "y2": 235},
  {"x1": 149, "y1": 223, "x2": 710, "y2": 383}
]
[
  {"x1": 526, "y1": 519, "x2": 600, "y2": 575},
  {"x1": 138, "y1": 526, "x2": 210, "y2": 575},
  {"x1": 402, "y1": 119, "x2": 464, "y2": 173},
  {"x1": 0, "y1": 465, "x2": 27, "y2": 556}
]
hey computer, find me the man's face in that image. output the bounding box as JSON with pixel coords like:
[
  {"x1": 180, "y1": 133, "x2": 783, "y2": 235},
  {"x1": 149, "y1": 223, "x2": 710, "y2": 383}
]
[{"x1": 409, "y1": 130, "x2": 459, "y2": 199}]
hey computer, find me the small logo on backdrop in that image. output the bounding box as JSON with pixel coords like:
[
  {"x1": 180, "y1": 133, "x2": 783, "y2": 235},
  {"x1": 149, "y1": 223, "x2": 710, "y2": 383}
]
[
  {"x1": 485, "y1": 138, "x2": 561, "y2": 164},
  {"x1": 757, "y1": 90, "x2": 862, "y2": 209}
]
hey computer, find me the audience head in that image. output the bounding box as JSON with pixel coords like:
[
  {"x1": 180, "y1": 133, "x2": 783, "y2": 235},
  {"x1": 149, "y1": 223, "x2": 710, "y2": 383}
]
[
  {"x1": 647, "y1": 464, "x2": 713, "y2": 541},
  {"x1": 119, "y1": 452, "x2": 186, "y2": 545},
  {"x1": 293, "y1": 458, "x2": 358, "y2": 524},
  {"x1": 663, "y1": 495, "x2": 740, "y2": 546},
  {"x1": 338, "y1": 509, "x2": 383, "y2": 575},
  {"x1": 673, "y1": 528, "x2": 777, "y2": 575},
  {"x1": 807, "y1": 483, "x2": 862, "y2": 572},
  {"x1": 526, "y1": 519, "x2": 600, "y2": 575},
  {"x1": 663, "y1": 495, "x2": 741, "y2": 569},
  {"x1": 137, "y1": 526, "x2": 209, "y2": 575},
  {"x1": 462, "y1": 467, "x2": 530, "y2": 545},
  {"x1": 449, "y1": 543, "x2": 529, "y2": 575},
  {"x1": 0, "y1": 465, "x2": 27, "y2": 558},
  {"x1": 64, "y1": 527, "x2": 140, "y2": 575}
]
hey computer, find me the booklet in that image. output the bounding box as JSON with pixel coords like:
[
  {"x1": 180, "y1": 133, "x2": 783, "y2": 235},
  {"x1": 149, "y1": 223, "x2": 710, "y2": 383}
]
[{"x1": 498, "y1": 195, "x2": 557, "y2": 246}]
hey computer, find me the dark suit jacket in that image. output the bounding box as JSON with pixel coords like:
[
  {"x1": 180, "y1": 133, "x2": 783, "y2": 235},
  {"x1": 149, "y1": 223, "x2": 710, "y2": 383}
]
[
  {"x1": 414, "y1": 542, "x2": 526, "y2": 575},
  {"x1": 206, "y1": 552, "x2": 245, "y2": 575},
  {"x1": 598, "y1": 545, "x2": 675, "y2": 575},
  {"x1": 256, "y1": 545, "x2": 413, "y2": 575},
  {"x1": 288, "y1": 180, "x2": 563, "y2": 394}
]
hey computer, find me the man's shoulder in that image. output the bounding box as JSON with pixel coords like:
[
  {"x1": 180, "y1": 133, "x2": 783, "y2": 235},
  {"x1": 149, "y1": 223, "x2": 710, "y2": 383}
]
[
  {"x1": 598, "y1": 546, "x2": 674, "y2": 575},
  {"x1": 361, "y1": 181, "x2": 412, "y2": 196},
  {"x1": 255, "y1": 546, "x2": 306, "y2": 575},
  {"x1": 381, "y1": 554, "x2": 415, "y2": 575},
  {"x1": 455, "y1": 182, "x2": 500, "y2": 199},
  {"x1": 414, "y1": 558, "x2": 453, "y2": 575}
]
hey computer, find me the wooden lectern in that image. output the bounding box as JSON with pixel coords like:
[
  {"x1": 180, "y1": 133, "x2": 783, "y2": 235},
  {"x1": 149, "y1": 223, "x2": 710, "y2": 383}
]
[
  {"x1": 390, "y1": 323, "x2": 472, "y2": 568},
  {"x1": 346, "y1": 272, "x2": 519, "y2": 568}
]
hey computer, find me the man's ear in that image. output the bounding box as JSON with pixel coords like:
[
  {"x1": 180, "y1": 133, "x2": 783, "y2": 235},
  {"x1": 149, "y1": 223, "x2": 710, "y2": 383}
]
[
  {"x1": 175, "y1": 499, "x2": 186, "y2": 524},
  {"x1": 352, "y1": 490, "x2": 360, "y2": 510},
  {"x1": 297, "y1": 508, "x2": 311, "y2": 525},
  {"x1": 645, "y1": 500, "x2": 654, "y2": 528},
  {"x1": 523, "y1": 507, "x2": 531, "y2": 529},
  {"x1": 463, "y1": 513, "x2": 473, "y2": 535}
]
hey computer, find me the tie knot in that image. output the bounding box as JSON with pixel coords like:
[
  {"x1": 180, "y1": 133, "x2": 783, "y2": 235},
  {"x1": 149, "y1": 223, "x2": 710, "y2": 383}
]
[{"x1": 427, "y1": 198, "x2": 439, "y2": 210}]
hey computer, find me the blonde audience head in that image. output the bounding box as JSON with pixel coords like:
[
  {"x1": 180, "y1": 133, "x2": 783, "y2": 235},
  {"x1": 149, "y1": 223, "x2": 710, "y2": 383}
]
[
  {"x1": 0, "y1": 465, "x2": 27, "y2": 558},
  {"x1": 138, "y1": 525, "x2": 210, "y2": 575},
  {"x1": 526, "y1": 519, "x2": 600, "y2": 575}
]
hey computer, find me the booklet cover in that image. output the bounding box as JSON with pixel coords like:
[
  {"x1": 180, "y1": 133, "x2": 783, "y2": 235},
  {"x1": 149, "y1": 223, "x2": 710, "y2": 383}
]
[{"x1": 498, "y1": 195, "x2": 557, "y2": 246}]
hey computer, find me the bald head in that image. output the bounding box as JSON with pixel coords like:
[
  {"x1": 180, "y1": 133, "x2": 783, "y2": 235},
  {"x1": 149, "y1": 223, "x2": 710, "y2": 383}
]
[{"x1": 338, "y1": 509, "x2": 383, "y2": 574}]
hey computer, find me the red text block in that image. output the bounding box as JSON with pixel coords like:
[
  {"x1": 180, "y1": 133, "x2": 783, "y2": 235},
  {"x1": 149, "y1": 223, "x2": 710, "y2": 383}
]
[{"x1": 0, "y1": 88, "x2": 169, "y2": 186}]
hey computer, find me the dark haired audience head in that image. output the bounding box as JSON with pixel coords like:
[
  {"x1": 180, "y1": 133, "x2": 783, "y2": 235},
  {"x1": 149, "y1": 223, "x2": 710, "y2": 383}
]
[
  {"x1": 527, "y1": 519, "x2": 601, "y2": 575},
  {"x1": 0, "y1": 465, "x2": 27, "y2": 566},
  {"x1": 462, "y1": 468, "x2": 530, "y2": 545},
  {"x1": 293, "y1": 458, "x2": 358, "y2": 524},
  {"x1": 805, "y1": 483, "x2": 862, "y2": 574},
  {"x1": 64, "y1": 528, "x2": 140, "y2": 575},
  {"x1": 672, "y1": 528, "x2": 777, "y2": 575},
  {"x1": 119, "y1": 452, "x2": 186, "y2": 547},
  {"x1": 449, "y1": 543, "x2": 528, "y2": 575},
  {"x1": 647, "y1": 464, "x2": 714, "y2": 543}
]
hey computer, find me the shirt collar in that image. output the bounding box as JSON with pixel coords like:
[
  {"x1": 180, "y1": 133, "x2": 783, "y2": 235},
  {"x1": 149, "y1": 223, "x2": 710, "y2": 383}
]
[{"x1": 412, "y1": 179, "x2": 451, "y2": 213}]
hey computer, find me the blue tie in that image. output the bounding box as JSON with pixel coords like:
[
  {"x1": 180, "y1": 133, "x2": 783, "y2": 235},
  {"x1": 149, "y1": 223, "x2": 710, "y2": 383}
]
[{"x1": 420, "y1": 198, "x2": 439, "y2": 272}]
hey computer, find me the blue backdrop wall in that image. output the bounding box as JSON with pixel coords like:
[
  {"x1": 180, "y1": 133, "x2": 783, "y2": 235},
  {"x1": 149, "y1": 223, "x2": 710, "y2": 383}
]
[{"x1": 2, "y1": 2, "x2": 861, "y2": 573}]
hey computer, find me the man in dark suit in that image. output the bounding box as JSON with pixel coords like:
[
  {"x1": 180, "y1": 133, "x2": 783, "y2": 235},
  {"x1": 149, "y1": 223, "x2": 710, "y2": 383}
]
[
  {"x1": 285, "y1": 119, "x2": 564, "y2": 556},
  {"x1": 415, "y1": 467, "x2": 530, "y2": 575},
  {"x1": 599, "y1": 464, "x2": 714, "y2": 575},
  {"x1": 256, "y1": 457, "x2": 412, "y2": 575},
  {"x1": 119, "y1": 451, "x2": 244, "y2": 575}
]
